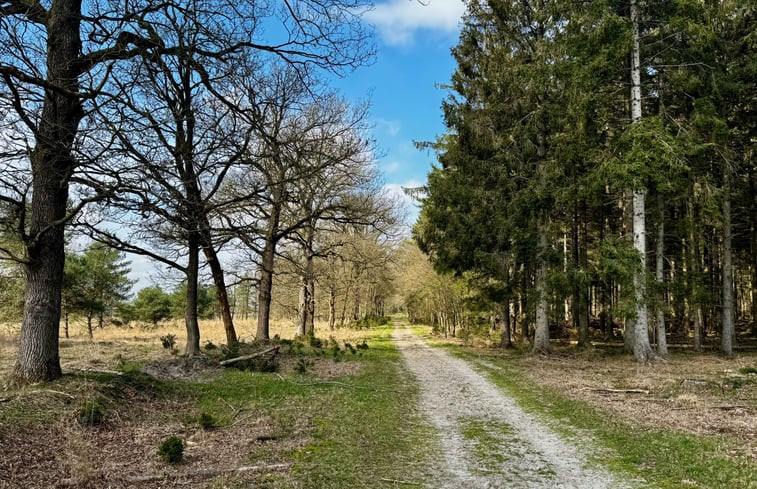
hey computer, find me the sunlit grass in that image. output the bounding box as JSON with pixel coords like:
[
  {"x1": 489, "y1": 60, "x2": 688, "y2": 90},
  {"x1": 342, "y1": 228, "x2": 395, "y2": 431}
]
[{"x1": 0, "y1": 317, "x2": 379, "y2": 380}]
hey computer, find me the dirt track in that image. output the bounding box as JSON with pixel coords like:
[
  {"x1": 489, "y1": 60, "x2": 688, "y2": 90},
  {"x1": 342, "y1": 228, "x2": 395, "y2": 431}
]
[{"x1": 393, "y1": 326, "x2": 635, "y2": 489}]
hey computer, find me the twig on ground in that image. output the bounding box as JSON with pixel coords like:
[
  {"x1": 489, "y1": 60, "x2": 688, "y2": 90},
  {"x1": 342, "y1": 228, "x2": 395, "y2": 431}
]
[
  {"x1": 59, "y1": 463, "x2": 291, "y2": 485},
  {"x1": 230, "y1": 412, "x2": 257, "y2": 426},
  {"x1": 379, "y1": 477, "x2": 421, "y2": 485},
  {"x1": 71, "y1": 368, "x2": 124, "y2": 376},
  {"x1": 590, "y1": 388, "x2": 650, "y2": 395},
  {"x1": 708, "y1": 405, "x2": 749, "y2": 411},
  {"x1": 24, "y1": 389, "x2": 76, "y2": 399},
  {"x1": 218, "y1": 397, "x2": 238, "y2": 413}
]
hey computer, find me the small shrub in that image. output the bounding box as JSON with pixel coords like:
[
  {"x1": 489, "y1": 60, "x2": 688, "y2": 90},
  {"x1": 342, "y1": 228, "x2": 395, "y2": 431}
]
[
  {"x1": 198, "y1": 411, "x2": 217, "y2": 429},
  {"x1": 308, "y1": 335, "x2": 323, "y2": 348},
  {"x1": 221, "y1": 341, "x2": 240, "y2": 359},
  {"x1": 738, "y1": 366, "x2": 757, "y2": 375},
  {"x1": 295, "y1": 357, "x2": 314, "y2": 374},
  {"x1": 289, "y1": 340, "x2": 303, "y2": 354},
  {"x1": 204, "y1": 340, "x2": 217, "y2": 351},
  {"x1": 329, "y1": 341, "x2": 343, "y2": 361},
  {"x1": 344, "y1": 342, "x2": 357, "y2": 355},
  {"x1": 77, "y1": 398, "x2": 106, "y2": 426},
  {"x1": 157, "y1": 436, "x2": 184, "y2": 464},
  {"x1": 356, "y1": 341, "x2": 369, "y2": 350},
  {"x1": 160, "y1": 334, "x2": 176, "y2": 351}
]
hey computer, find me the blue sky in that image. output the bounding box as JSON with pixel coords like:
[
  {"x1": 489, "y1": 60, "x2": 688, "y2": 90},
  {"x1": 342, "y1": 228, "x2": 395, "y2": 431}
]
[{"x1": 333, "y1": 0, "x2": 466, "y2": 228}]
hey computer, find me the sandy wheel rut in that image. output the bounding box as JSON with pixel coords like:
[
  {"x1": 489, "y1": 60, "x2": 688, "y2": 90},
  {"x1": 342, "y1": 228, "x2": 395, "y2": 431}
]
[{"x1": 393, "y1": 326, "x2": 634, "y2": 489}]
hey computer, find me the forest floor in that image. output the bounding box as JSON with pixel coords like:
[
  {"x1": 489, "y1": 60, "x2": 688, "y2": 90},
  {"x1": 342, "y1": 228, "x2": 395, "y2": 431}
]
[{"x1": 0, "y1": 317, "x2": 756, "y2": 488}]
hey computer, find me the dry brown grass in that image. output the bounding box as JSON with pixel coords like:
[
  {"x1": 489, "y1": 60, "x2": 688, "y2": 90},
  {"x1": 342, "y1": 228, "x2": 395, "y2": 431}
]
[
  {"x1": 463, "y1": 342, "x2": 757, "y2": 459},
  {"x1": 0, "y1": 317, "x2": 372, "y2": 379}
]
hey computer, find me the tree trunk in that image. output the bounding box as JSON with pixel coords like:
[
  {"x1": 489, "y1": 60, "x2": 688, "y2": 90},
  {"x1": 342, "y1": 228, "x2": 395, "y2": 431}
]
[
  {"x1": 632, "y1": 189, "x2": 657, "y2": 362},
  {"x1": 722, "y1": 167, "x2": 735, "y2": 355},
  {"x1": 629, "y1": 0, "x2": 657, "y2": 363},
  {"x1": 87, "y1": 311, "x2": 94, "y2": 341},
  {"x1": 339, "y1": 284, "x2": 349, "y2": 327},
  {"x1": 577, "y1": 199, "x2": 590, "y2": 348},
  {"x1": 656, "y1": 194, "x2": 668, "y2": 356},
  {"x1": 306, "y1": 278, "x2": 315, "y2": 335},
  {"x1": 201, "y1": 239, "x2": 237, "y2": 345},
  {"x1": 520, "y1": 270, "x2": 529, "y2": 341},
  {"x1": 14, "y1": 0, "x2": 84, "y2": 383},
  {"x1": 185, "y1": 236, "x2": 201, "y2": 356},
  {"x1": 750, "y1": 170, "x2": 757, "y2": 337},
  {"x1": 256, "y1": 240, "x2": 276, "y2": 341},
  {"x1": 352, "y1": 284, "x2": 361, "y2": 321},
  {"x1": 623, "y1": 191, "x2": 636, "y2": 353},
  {"x1": 296, "y1": 275, "x2": 308, "y2": 337},
  {"x1": 688, "y1": 200, "x2": 704, "y2": 351},
  {"x1": 329, "y1": 287, "x2": 336, "y2": 330},
  {"x1": 533, "y1": 228, "x2": 550, "y2": 354},
  {"x1": 502, "y1": 301, "x2": 513, "y2": 348}
]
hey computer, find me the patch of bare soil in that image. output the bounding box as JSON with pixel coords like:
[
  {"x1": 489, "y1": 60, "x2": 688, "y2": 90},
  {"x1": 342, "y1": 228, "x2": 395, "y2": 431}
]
[
  {"x1": 141, "y1": 356, "x2": 223, "y2": 381},
  {"x1": 0, "y1": 351, "x2": 359, "y2": 489},
  {"x1": 0, "y1": 411, "x2": 300, "y2": 489},
  {"x1": 514, "y1": 349, "x2": 757, "y2": 458}
]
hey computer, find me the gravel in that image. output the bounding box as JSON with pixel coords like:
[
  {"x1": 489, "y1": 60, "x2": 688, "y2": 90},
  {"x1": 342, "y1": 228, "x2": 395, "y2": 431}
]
[{"x1": 393, "y1": 326, "x2": 635, "y2": 489}]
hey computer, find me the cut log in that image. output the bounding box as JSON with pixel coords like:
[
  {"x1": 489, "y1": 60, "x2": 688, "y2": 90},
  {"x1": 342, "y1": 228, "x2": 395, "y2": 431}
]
[{"x1": 219, "y1": 346, "x2": 279, "y2": 366}]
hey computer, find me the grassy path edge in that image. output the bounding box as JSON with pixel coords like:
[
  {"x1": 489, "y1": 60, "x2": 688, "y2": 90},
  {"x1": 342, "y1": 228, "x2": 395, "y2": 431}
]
[{"x1": 412, "y1": 327, "x2": 756, "y2": 489}]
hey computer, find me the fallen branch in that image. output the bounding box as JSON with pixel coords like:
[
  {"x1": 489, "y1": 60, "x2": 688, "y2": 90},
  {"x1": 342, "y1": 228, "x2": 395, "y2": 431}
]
[
  {"x1": 15, "y1": 389, "x2": 76, "y2": 399},
  {"x1": 218, "y1": 396, "x2": 239, "y2": 413},
  {"x1": 379, "y1": 477, "x2": 421, "y2": 485},
  {"x1": 590, "y1": 388, "x2": 649, "y2": 395},
  {"x1": 72, "y1": 368, "x2": 124, "y2": 376},
  {"x1": 708, "y1": 405, "x2": 749, "y2": 411},
  {"x1": 220, "y1": 346, "x2": 279, "y2": 366},
  {"x1": 60, "y1": 463, "x2": 290, "y2": 485}
]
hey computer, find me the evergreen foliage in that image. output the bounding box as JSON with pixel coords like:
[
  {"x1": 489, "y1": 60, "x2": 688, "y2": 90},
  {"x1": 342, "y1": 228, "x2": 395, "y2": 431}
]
[{"x1": 416, "y1": 0, "x2": 756, "y2": 355}]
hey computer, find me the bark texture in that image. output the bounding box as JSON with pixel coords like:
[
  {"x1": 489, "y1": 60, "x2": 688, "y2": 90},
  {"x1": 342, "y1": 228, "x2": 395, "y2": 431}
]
[
  {"x1": 15, "y1": 0, "x2": 84, "y2": 383},
  {"x1": 656, "y1": 194, "x2": 668, "y2": 356},
  {"x1": 722, "y1": 169, "x2": 734, "y2": 355},
  {"x1": 532, "y1": 230, "x2": 550, "y2": 354}
]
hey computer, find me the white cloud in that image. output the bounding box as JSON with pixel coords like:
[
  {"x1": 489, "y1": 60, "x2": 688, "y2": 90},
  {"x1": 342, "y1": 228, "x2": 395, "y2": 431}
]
[
  {"x1": 383, "y1": 179, "x2": 424, "y2": 229},
  {"x1": 383, "y1": 161, "x2": 401, "y2": 173},
  {"x1": 366, "y1": 0, "x2": 466, "y2": 45},
  {"x1": 374, "y1": 117, "x2": 402, "y2": 136}
]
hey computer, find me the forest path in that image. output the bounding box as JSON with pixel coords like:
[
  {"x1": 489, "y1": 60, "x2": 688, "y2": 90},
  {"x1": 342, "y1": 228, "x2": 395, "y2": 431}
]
[{"x1": 393, "y1": 325, "x2": 634, "y2": 489}]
